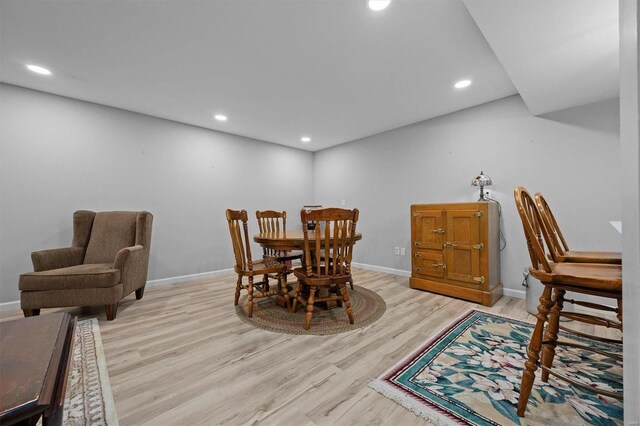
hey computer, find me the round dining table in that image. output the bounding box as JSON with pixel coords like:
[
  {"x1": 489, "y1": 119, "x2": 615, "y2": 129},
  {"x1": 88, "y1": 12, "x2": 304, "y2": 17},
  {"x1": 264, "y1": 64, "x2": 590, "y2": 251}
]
[{"x1": 254, "y1": 230, "x2": 363, "y2": 309}]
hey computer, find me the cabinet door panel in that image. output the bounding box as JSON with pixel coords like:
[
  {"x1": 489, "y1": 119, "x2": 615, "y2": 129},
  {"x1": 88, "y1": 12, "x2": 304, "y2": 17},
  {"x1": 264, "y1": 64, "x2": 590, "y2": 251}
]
[
  {"x1": 412, "y1": 210, "x2": 444, "y2": 250},
  {"x1": 414, "y1": 251, "x2": 445, "y2": 278},
  {"x1": 445, "y1": 210, "x2": 481, "y2": 285}
]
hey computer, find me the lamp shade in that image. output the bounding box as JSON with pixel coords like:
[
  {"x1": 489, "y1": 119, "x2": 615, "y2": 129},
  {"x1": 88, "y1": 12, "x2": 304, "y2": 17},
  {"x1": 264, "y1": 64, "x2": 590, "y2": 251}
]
[{"x1": 471, "y1": 171, "x2": 492, "y2": 187}]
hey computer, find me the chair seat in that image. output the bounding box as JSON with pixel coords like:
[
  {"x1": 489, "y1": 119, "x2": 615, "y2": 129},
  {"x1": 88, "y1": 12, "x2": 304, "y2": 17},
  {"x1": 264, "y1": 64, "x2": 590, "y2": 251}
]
[
  {"x1": 293, "y1": 266, "x2": 351, "y2": 286},
  {"x1": 20, "y1": 263, "x2": 120, "y2": 291},
  {"x1": 532, "y1": 262, "x2": 622, "y2": 292},
  {"x1": 236, "y1": 259, "x2": 287, "y2": 277},
  {"x1": 559, "y1": 250, "x2": 622, "y2": 264}
]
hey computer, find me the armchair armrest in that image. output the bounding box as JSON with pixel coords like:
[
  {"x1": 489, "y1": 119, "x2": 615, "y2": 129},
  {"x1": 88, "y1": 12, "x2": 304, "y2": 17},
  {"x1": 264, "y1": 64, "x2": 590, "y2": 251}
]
[
  {"x1": 31, "y1": 247, "x2": 85, "y2": 272},
  {"x1": 113, "y1": 245, "x2": 144, "y2": 272},
  {"x1": 113, "y1": 245, "x2": 147, "y2": 296}
]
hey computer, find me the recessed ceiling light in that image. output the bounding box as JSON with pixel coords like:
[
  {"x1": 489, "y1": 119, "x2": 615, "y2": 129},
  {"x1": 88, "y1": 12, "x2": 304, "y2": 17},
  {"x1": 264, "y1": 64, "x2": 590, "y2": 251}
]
[
  {"x1": 26, "y1": 64, "x2": 52, "y2": 75},
  {"x1": 454, "y1": 79, "x2": 472, "y2": 89},
  {"x1": 301, "y1": 136, "x2": 311, "y2": 143},
  {"x1": 368, "y1": 0, "x2": 391, "y2": 11},
  {"x1": 214, "y1": 114, "x2": 228, "y2": 121}
]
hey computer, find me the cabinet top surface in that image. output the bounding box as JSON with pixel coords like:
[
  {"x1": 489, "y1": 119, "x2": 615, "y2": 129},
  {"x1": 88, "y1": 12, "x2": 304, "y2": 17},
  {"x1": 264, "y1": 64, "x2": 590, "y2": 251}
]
[{"x1": 411, "y1": 202, "x2": 494, "y2": 209}]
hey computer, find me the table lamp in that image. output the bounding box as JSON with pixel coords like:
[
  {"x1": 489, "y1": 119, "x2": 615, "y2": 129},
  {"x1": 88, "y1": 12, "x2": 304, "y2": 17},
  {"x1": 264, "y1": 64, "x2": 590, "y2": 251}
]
[{"x1": 471, "y1": 171, "x2": 492, "y2": 201}]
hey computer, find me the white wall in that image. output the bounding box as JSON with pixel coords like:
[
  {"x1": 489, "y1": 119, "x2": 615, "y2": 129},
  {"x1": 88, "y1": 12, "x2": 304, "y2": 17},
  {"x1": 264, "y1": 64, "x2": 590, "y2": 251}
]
[
  {"x1": 0, "y1": 83, "x2": 314, "y2": 304},
  {"x1": 620, "y1": 0, "x2": 639, "y2": 422},
  {"x1": 313, "y1": 94, "x2": 621, "y2": 296}
]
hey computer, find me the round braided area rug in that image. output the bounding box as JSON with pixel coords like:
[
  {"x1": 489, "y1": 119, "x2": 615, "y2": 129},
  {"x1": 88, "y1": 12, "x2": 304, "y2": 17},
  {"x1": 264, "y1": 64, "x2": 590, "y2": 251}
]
[{"x1": 235, "y1": 285, "x2": 386, "y2": 335}]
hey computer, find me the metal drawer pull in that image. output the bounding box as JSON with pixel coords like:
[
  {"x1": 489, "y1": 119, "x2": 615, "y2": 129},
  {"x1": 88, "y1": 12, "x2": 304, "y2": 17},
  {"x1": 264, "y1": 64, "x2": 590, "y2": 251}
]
[
  {"x1": 432, "y1": 263, "x2": 446, "y2": 269},
  {"x1": 473, "y1": 211, "x2": 484, "y2": 217},
  {"x1": 414, "y1": 242, "x2": 420, "y2": 246},
  {"x1": 473, "y1": 276, "x2": 485, "y2": 284},
  {"x1": 473, "y1": 243, "x2": 484, "y2": 250},
  {"x1": 443, "y1": 242, "x2": 457, "y2": 248},
  {"x1": 431, "y1": 228, "x2": 445, "y2": 234}
]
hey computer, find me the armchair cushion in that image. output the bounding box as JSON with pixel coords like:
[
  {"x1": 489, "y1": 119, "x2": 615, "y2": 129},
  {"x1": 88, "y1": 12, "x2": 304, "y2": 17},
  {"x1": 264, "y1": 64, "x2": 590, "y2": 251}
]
[
  {"x1": 84, "y1": 211, "x2": 137, "y2": 264},
  {"x1": 20, "y1": 263, "x2": 120, "y2": 291},
  {"x1": 31, "y1": 247, "x2": 85, "y2": 272}
]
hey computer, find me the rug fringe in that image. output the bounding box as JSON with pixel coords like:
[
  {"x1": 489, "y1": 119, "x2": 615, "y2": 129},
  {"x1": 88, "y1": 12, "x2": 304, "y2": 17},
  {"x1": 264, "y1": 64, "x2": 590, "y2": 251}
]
[
  {"x1": 368, "y1": 379, "x2": 456, "y2": 426},
  {"x1": 86, "y1": 318, "x2": 119, "y2": 426}
]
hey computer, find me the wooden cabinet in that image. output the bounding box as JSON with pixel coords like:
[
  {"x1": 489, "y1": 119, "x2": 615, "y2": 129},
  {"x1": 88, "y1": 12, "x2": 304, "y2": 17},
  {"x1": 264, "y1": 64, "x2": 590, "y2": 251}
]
[{"x1": 410, "y1": 202, "x2": 502, "y2": 306}]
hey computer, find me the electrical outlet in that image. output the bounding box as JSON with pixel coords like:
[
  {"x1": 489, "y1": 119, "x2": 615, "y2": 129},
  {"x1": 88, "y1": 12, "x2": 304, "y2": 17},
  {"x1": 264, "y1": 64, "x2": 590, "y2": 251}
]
[
  {"x1": 394, "y1": 247, "x2": 400, "y2": 255},
  {"x1": 341, "y1": 199, "x2": 346, "y2": 206},
  {"x1": 400, "y1": 247, "x2": 406, "y2": 256},
  {"x1": 484, "y1": 190, "x2": 491, "y2": 199}
]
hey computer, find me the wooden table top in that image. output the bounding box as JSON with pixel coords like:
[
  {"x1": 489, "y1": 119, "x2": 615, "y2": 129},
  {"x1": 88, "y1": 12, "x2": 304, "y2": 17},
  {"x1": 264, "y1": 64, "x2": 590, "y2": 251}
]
[
  {"x1": 0, "y1": 312, "x2": 76, "y2": 425},
  {"x1": 254, "y1": 230, "x2": 362, "y2": 251}
]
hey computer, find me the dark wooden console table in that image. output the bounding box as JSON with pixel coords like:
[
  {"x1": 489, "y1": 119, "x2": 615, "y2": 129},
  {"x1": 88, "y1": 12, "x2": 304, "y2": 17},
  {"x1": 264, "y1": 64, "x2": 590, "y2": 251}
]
[{"x1": 0, "y1": 312, "x2": 76, "y2": 426}]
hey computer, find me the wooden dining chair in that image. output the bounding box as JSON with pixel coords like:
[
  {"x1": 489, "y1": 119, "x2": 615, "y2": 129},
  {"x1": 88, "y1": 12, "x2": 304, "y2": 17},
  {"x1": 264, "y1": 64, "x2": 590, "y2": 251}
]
[
  {"x1": 226, "y1": 209, "x2": 290, "y2": 317},
  {"x1": 513, "y1": 187, "x2": 622, "y2": 417},
  {"x1": 535, "y1": 192, "x2": 621, "y2": 264},
  {"x1": 255, "y1": 210, "x2": 303, "y2": 271},
  {"x1": 292, "y1": 207, "x2": 359, "y2": 330}
]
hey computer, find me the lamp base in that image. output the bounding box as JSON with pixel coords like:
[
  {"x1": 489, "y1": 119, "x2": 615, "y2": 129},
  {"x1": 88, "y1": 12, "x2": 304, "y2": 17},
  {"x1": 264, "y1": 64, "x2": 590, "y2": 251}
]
[{"x1": 478, "y1": 186, "x2": 491, "y2": 201}]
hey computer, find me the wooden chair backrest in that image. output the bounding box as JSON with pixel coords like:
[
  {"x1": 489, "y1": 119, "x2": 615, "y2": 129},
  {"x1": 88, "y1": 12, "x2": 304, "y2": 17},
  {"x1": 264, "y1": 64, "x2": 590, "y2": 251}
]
[
  {"x1": 535, "y1": 192, "x2": 570, "y2": 258},
  {"x1": 256, "y1": 210, "x2": 287, "y2": 233},
  {"x1": 300, "y1": 207, "x2": 359, "y2": 279},
  {"x1": 513, "y1": 187, "x2": 554, "y2": 274},
  {"x1": 226, "y1": 209, "x2": 254, "y2": 271},
  {"x1": 256, "y1": 210, "x2": 288, "y2": 256}
]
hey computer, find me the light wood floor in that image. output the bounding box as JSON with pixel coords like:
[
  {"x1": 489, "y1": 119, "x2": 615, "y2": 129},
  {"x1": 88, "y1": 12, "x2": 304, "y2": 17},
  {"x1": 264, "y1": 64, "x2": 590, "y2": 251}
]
[{"x1": 0, "y1": 268, "x2": 620, "y2": 425}]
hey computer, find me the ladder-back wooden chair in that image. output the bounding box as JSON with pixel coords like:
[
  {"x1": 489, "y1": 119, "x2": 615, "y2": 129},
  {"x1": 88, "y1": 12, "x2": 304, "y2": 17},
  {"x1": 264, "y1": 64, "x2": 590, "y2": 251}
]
[
  {"x1": 535, "y1": 192, "x2": 621, "y2": 264},
  {"x1": 513, "y1": 187, "x2": 622, "y2": 417},
  {"x1": 292, "y1": 207, "x2": 359, "y2": 330},
  {"x1": 226, "y1": 209, "x2": 289, "y2": 317},
  {"x1": 255, "y1": 210, "x2": 303, "y2": 272}
]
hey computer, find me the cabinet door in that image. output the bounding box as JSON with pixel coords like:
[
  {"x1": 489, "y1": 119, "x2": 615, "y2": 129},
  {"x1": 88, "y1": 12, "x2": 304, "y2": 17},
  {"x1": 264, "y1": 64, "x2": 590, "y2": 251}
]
[
  {"x1": 444, "y1": 209, "x2": 481, "y2": 285},
  {"x1": 413, "y1": 251, "x2": 445, "y2": 278},
  {"x1": 412, "y1": 209, "x2": 444, "y2": 250}
]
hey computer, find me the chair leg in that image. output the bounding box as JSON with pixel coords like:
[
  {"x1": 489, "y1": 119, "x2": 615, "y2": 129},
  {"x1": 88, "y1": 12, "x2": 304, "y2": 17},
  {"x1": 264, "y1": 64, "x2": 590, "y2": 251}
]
[
  {"x1": 541, "y1": 289, "x2": 564, "y2": 382},
  {"x1": 517, "y1": 285, "x2": 553, "y2": 418},
  {"x1": 305, "y1": 286, "x2": 316, "y2": 331},
  {"x1": 340, "y1": 284, "x2": 354, "y2": 324},
  {"x1": 105, "y1": 303, "x2": 118, "y2": 321},
  {"x1": 234, "y1": 275, "x2": 242, "y2": 306},
  {"x1": 349, "y1": 277, "x2": 354, "y2": 290},
  {"x1": 279, "y1": 273, "x2": 290, "y2": 311},
  {"x1": 135, "y1": 285, "x2": 146, "y2": 300},
  {"x1": 23, "y1": 309, "x2": 40, "y2": 317},
  {"x1": 617, "y1": 298, "x2": 623, "y2": 332},
  {"x1": 247, "y1": 276, "x2": 255, "y2": 318},
  {"x1": 292, "y1": 281, "x2": 301, "y2": 313}
]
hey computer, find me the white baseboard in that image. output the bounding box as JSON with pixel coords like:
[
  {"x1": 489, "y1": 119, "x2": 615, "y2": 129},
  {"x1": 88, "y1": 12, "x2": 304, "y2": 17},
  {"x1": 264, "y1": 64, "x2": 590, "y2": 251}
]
[
  {"x1": 351, "y1": 262, "x2": 526, "y2": 299},
  {"x1": 351, "y1": 262, "x2": 411, "y2": 277},
  {"x1": 503, "y1": 288, "x2": 525, "y2": 299},
  {"x1": 0, "y1": 268, "x2": 235, "y2": 313},
  {"x1": 0, "y1": 300, "x2": 21, "y2": 313},
  {"x1": 0, "y1": 265, "x2": 527, "y2": 313},
  {"x1": 146, "y1": 268, "x2": 234, "y2": 288}
]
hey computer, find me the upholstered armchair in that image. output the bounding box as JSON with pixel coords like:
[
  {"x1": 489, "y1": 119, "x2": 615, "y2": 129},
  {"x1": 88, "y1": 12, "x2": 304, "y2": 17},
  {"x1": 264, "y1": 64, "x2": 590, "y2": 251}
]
[{"x1": 19, "y1": 210, "x2": 153, "y2": 320}]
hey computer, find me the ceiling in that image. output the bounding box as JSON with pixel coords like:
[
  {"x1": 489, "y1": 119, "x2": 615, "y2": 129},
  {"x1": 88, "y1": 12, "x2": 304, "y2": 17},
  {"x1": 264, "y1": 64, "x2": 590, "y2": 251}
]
[
  {"x1": 464, "y1": 0, "x2": 619, "y2": 116},
  {"x1": 0, "y1": 0, "x2": 618, "y2": 152}
]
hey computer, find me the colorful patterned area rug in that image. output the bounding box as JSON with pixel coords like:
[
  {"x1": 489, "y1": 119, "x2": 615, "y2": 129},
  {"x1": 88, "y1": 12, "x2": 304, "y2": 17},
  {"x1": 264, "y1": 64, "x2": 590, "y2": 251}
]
[
  {"x1": 235, "y1": 285, "x2": 386, "y2": 335},
  {"x1": 369, "y1": 310, "x2": 623, "y2": 426},
  {"x1": 38, "y1": 318, "x2": 119, "y2": 425}
]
